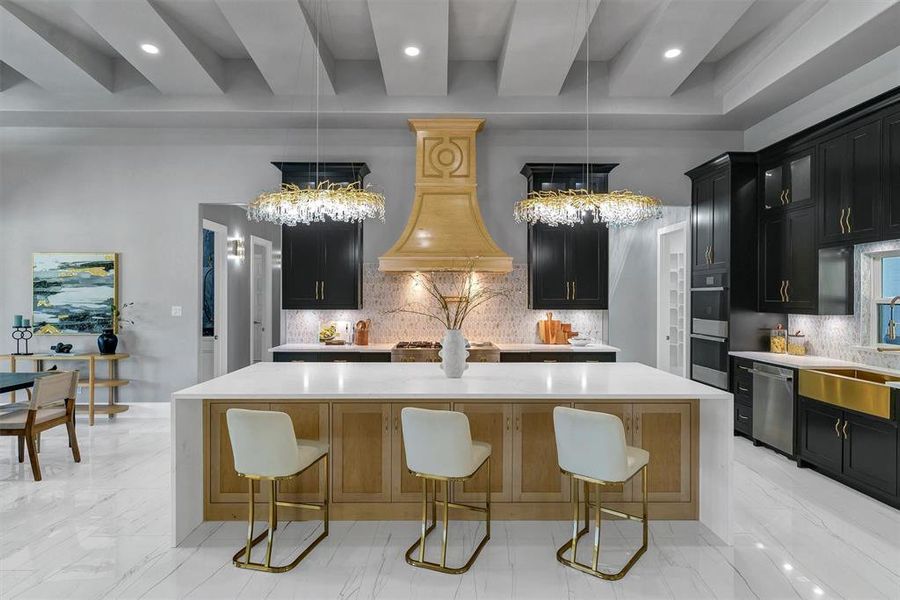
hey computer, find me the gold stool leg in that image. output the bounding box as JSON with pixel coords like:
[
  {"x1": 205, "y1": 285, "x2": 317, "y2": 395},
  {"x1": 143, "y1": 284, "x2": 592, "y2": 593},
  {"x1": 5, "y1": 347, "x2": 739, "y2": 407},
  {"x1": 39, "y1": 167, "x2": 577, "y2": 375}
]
[
  {"x1": 244, "y1": 479, "x2": 255, "y2": 566},
  {"x1": 569, "y1": 478, "x2": 579, "y2": 563},
  {"x1": 592, "y1": 483, "x2": 601, "y2": 572},
  {"x1": 419, "y1": 477, "x2": 428, "y2": 563},
  {"x1": 264, "y1": 480, "x2": 276, "y2": 568},
  {"x1": 440, "y1": 480, "x2": 449, "y2": 568}
]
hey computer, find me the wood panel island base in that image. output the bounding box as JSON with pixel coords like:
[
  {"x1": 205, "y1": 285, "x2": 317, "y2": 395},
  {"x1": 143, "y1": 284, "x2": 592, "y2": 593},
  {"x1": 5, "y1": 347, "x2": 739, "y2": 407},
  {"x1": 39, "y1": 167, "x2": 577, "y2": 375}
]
[{"x1": 173, "y1": 363, "x2": 734, "y2": 546}]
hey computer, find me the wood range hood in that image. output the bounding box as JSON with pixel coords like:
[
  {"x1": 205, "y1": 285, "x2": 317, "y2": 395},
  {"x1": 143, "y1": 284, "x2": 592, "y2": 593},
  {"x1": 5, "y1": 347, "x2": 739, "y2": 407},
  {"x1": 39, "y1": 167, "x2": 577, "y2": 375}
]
[{"x1": 378, "y1": 118, "x2": 513, "y2": 273}]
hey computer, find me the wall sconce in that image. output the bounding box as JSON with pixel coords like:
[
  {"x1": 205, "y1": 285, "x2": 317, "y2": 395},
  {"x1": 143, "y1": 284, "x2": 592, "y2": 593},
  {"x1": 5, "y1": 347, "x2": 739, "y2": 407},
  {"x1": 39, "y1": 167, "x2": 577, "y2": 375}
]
[{"x1": 228, "y1": 236, "x2": 245, "y2": 261}]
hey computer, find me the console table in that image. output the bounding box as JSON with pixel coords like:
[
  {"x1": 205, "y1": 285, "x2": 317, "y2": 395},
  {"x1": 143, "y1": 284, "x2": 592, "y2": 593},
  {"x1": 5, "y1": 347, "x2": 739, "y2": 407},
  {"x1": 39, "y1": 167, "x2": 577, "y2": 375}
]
[{"x1": 1, "y1": 353, "x2": 130, "y2": 425}]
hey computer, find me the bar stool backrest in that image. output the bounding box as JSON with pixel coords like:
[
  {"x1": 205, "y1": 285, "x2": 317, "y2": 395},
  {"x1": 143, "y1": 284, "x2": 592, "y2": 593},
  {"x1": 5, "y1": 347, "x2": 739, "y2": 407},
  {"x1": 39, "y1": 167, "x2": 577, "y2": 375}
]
[
  {"x1": 30, "y1": 371, "x2": 77, "y2": 410},
  {"x1": 401, "y1": 407, "x2": 474, "y2": 478},
  {"x1": 553, "y1": 406, "x2": 628, "y2": 483},
  {"x1": 226, "y1": 409, "x2": 299, "y2": 478}
]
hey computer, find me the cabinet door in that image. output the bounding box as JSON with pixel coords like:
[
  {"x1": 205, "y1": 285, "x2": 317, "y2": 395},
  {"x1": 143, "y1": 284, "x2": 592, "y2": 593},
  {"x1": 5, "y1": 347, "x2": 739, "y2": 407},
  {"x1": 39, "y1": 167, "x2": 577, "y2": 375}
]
[
  {"x1": 270, "y1": 403, "x2": 329, "y2": 503},
  {"x1": 709, "y1": 171, "x2": 730, "y2": 271},
  {"x1": 568, "y1": 222, "x2": 608, "y2": 309},
  {"x1": 631, "y1": 403, "x2": 692, "y2": 502},
  {"x1": 208, "y1": 402, "x2": 269, "y2": 504},
  {"x1": 513, "y1": 403, "x2": 570, "y2": 502},
  {"x1": 884, "y1": 109, "x2": 900, "y2": 239},
  {"x1": 798, "y1": 398, "x2": 843, "y2": 473},
  {"x1": 281, "y1": 226, "x2": 320, "y2": 309},
  {"x1": 332, "y1": 403, "x2": 392, "y2": 502},
  {"x1": 530, "y1": 224, "x2": 570, "y2": 308},
  {"x1": 320, "y1": 222, "x2": 361, "y2": 309},
  {"x1": 762, "y1": 162, "x2": 785, "y2": 211},
  {"x1": 692, "y1": 177, "x2": 713, "y2": 271},
  {"x1": 819, "y1": 135, "x2": 848, "y2": 244},
  {"x1": 572, "y1": 403, "x2": 633, "y2": 502},
  {"x1": 391, "y1": 403, "x2": 450, "y2": 502},
  {"x1": 845, "y1": 120, "x2": 882, "y2": 242},
  {"x1": 759, "y1": 214, "x2": 786, "y2": 311},
  {"x1": 786, "y1": 152, "x2": 813, "y2": 208},
  {"x1": 842, "y1": 412, "x2": 898, "y2": 496},
  {"x1": 453, "y1": 403, "x2": 513, "y2": 503},
  {"x1": 784, "y1": 207, "x2": 816, "y2": 312}
]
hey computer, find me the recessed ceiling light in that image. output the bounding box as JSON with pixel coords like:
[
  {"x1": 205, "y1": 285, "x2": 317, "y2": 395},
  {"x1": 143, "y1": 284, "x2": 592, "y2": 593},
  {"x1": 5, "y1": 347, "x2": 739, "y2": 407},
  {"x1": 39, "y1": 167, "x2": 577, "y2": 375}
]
[
  {"x1": 141, "y1": 43, "x2": 160, "y2": 55},
  {"x1": 783, "y1": 563, "x2": 794, "y2": 572},
  {"x1": 663, "y1": 48, "x2": 682, "y2": 59},
  {"x1": 404, "y1": 46, "x2": 420, "y2": 57}
]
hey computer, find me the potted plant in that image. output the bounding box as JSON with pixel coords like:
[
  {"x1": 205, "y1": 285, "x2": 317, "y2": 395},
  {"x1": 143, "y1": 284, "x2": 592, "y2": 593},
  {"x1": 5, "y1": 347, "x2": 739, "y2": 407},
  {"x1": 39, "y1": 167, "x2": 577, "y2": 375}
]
[
  {"x1": 98, "y1": 301, "x2": 134, "y2": 355},
  {"x1": 388, "y1": 264, "x2": 506, "y2": 378}
]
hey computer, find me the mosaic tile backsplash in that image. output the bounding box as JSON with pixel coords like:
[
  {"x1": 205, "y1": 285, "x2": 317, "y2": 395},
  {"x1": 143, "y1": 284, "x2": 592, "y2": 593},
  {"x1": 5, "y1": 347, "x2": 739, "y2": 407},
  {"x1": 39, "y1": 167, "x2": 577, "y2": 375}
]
[
  {"x1": 790, "y1": 240, "x2": 900, "y2": 370},
  {"x1": 283, "y1": 264, "x2": 608, "y2": 344}
]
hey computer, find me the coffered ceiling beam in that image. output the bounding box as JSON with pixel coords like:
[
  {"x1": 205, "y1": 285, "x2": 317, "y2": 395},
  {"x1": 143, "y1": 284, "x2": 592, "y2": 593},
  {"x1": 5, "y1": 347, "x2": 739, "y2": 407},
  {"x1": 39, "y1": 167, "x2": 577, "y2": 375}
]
[
  {"x1": 0, "y1": 1, "x2": 114, "y2": 93},
  {"x1": 216, "y1": 0, "x2": 335, "y2": 95},
  {"x1": 367, "y1": 0, "x2": 448, "y2": 96},
  {"x1": 498, "y1": 0, "x2": 599, "y2": 96},
  {"x1": 71, "y1": 0, "x2": 226, "y2": 94},
  {"x1": 608, "y1": 0, "x2": 753, "y2": 98},
  {"x1": 719, "y1": 0, "x2": 900, "y2": 116}
]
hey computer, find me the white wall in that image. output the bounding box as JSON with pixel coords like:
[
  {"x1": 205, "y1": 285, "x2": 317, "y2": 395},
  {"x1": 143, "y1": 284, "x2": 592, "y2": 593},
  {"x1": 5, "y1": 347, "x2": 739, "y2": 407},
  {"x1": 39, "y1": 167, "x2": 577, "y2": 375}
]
[{"x1": 0, "y1": 126, "x2": 740, "y2": 401}]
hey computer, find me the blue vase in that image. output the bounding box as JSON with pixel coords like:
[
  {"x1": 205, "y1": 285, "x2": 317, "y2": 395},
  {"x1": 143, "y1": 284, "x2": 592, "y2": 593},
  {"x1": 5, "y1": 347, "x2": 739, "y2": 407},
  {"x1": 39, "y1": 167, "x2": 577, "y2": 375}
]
[{"x1": 97, "y1": 329, "x2": 118, "y2": 354}]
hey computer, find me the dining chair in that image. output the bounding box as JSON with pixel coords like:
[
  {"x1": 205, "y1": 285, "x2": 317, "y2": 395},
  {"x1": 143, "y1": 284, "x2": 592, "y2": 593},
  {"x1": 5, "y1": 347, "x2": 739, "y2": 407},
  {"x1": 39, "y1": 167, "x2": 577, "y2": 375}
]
[{"x1": 0, "y1": 371, "x2": 80, "y2": 481}]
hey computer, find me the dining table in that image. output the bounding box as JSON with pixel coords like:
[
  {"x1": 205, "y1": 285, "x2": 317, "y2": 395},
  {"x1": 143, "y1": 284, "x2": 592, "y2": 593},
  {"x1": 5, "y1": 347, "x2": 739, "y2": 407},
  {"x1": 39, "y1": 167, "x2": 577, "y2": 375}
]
[{"x1": 0, "y1": 372, "x2": 51, "y2": 396}]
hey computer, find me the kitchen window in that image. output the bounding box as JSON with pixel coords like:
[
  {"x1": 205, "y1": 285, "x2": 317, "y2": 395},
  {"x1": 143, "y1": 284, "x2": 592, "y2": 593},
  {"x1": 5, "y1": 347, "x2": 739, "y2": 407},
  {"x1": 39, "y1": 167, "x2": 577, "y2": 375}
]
[{"x1": 874, "y1": 252, "x2": 900, "y2": 345}]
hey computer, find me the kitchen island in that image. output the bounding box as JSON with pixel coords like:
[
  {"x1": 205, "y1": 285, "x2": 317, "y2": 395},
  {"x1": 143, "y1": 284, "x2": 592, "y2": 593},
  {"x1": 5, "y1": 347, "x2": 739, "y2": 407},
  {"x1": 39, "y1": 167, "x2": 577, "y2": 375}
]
[{"x1": 172, "y1": 362, "x2": 733, "y2": 546}]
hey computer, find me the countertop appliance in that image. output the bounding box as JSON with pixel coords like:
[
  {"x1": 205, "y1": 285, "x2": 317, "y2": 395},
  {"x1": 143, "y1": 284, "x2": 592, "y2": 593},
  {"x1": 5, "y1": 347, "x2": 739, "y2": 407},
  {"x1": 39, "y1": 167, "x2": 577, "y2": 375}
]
[
  {"x1": 391, "y1": 341, "x2": 500, "y2": 363},
  {"x1": 751, "y1": 362, "x2": 795, "y2": 455}
]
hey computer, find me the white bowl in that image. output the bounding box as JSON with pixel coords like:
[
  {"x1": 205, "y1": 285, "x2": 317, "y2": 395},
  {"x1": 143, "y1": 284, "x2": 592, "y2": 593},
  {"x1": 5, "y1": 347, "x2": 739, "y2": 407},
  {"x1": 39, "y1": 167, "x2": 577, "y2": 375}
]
[{"x1": 568, "y1": 338, "x2": 591, "y2": 347}]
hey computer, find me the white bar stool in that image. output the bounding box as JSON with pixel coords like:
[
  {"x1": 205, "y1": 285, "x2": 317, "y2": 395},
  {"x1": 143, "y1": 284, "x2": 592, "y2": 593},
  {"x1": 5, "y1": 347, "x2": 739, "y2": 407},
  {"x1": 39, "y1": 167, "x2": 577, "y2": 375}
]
[
  {"x1": 226, "y1": 408, "x2": 329, "y2": 573},
  {"x1": 400, "y1": 407, "x2": 491, "y2": 574},
  {"x1": 552, "y1": 406, "x2": 650, "y2": 581}
]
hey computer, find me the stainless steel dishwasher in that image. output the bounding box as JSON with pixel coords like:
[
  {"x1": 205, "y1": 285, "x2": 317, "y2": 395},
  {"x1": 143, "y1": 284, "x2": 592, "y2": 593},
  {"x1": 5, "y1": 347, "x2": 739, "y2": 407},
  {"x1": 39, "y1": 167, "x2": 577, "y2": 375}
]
[{"x1": 750, "y1": 362, "x2": 795, "y2": 455}]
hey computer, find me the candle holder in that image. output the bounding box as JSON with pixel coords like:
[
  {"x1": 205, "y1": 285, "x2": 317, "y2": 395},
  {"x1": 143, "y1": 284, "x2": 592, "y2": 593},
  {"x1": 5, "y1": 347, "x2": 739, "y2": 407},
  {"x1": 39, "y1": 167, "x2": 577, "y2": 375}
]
[{"x1": 11, "y1": 326, "x2": 34, "y2": 356}]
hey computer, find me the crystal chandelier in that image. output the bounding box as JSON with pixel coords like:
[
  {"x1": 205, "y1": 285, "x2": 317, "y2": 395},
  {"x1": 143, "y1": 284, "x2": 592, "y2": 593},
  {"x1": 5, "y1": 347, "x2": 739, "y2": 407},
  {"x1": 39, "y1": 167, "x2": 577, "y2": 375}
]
[
  {"x1": 514, "y1": 189, "x2": 662, "y2": 228},
  {"x1": 248, "y1": 181, "x2": 385, "y2": 226},
  {"x1": 513, "y1": 0, "x2": 661, "y2": 229},
  {"x1": 247, "y1": 0, "x2": 385, "y2": 226}
]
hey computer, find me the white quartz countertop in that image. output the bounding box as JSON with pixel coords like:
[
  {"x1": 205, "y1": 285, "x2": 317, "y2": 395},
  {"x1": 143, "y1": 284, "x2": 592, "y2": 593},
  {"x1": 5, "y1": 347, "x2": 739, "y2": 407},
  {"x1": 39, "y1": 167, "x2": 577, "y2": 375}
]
[
  {"x1": 269, "y1": 343, "x2": 394, "y2": 353},
  {"x1": 270, "y1": 342, "x2": 620, "y2": 353},
  {"x1": 730, "y1": 351, "x2": 900, "y2": 379},
  {"x1": 494, "y1": 343, "x2": 620, "y2": 353},
  {"x1": 173, "y1": 361, "x2": 729, "y2": 401}
]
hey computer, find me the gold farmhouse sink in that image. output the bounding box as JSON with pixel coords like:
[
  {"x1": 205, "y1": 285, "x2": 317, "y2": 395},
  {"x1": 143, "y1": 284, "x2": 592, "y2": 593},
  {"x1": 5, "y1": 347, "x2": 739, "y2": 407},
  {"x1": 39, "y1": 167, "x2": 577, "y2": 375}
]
[{"x1": 799, "y1": 368, "x2": 898, "y2": 419}]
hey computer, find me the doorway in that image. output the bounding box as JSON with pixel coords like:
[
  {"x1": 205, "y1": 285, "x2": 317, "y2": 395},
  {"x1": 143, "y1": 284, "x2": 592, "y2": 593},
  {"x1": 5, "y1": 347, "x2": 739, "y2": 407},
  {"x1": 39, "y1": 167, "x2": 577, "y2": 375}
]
[
  {"x1": 657, "y1": 222, "x2": 687, "y2": 376},
  {"x1": 250, "y1": 236, "x2": 273, "y2": 363},
  {"x1": 199, "y1": 219, "x2": 228, "y2": 382}
]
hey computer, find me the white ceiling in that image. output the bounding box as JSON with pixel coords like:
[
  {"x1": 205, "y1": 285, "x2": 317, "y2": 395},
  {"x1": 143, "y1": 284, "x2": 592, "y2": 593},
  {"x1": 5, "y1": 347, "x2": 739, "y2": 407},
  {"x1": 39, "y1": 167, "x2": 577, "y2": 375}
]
[{"x1": 1, "y1": 0, "x2": 898, "y2": 129}]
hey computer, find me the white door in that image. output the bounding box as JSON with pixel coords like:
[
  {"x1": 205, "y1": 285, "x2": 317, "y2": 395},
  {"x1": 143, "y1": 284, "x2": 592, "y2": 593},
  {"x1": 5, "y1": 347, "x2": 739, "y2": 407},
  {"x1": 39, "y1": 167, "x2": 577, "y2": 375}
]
[
  {"x1": 657, "y1": 223, "x2": 687, "y2": 376},
  {"x1": 200, "y1": 219, "x2": 228, "y2": 381},
  {"x1": 250, "y1": 236, "x2": 273, "y2": 363}
]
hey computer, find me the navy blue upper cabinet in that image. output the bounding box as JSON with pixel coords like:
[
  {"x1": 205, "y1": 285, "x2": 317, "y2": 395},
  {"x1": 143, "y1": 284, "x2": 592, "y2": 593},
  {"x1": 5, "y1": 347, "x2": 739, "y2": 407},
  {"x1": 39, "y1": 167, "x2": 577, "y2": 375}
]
[
  {"x1": 277, "y1": 162, "x2": 367, "y2": 310},
  {"x1": 883, "y1": 108, "x2": 900, "y2": 239},
  {"x1": 761, "y1": 150, "x2": 813, "y2": 212},
  {"x1": 522, "y1": 163, "x2": 616, "y2": 310}
]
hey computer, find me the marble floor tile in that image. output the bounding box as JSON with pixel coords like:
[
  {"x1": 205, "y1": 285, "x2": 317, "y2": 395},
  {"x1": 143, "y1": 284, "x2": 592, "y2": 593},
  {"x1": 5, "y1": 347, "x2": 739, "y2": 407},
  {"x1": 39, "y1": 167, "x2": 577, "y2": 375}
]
[{"x1": 1, "y1": 403, "x2": 899, "y2": 600}]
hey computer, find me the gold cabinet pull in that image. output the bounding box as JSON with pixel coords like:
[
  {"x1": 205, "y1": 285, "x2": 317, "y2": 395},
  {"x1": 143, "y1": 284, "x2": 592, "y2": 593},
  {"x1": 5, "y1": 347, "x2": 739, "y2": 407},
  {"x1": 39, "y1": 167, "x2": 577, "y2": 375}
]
[
  {"x1": 785, "y1": 280, "x2": 790, "y2": 303},
  {"x1": 839, "y1": 208, "x2": 846, "y2": 234},
  {"x1": 834, "y1": 417, "x2": 841, "y2": 438},
  {"x1": 779, "y1": 280, "x2": 786, "y2": 302},
  {"x1": 572, "y1": 280, "x2": 576, "y2": 298},
  {"x1": 394, "y1": 417, "x2": 399, "y2": 432},
  {"x1": 384, "y1": 415, "x2": 389, "y2": 432},
  {"x1": 708, "y1": 246, "x2": 713, "y2": 264},
  {"x1": 515, "y1": 417, "x2": 520, "y2": 432},
  {"x1": 566, "y1": 281, "x2": 571, "y2": 300},
  {"x1": 842, "y1": 420, "x2": 848, "y2": 439},
  {"x1": 321, "y1": 280, "x2": 325, "y2": 299},
  {"x1": 846, "y1": 206, "x2": 851, "y2": 233},
  {"x1": 779, "y1": 190, "x2": 786, "y2": 205},
  {"x1": 315, "y1": 281, "x2": 320, "y2": 300},
  {"x1": 624, "y1": 414, "x2": 631, "y2": 434},
  {"x1": 506, "y1": 416, "x2": 511, "y2": 431},
  {"x1": 786, "y1": 189, "x2": 791, "y2": 203}
]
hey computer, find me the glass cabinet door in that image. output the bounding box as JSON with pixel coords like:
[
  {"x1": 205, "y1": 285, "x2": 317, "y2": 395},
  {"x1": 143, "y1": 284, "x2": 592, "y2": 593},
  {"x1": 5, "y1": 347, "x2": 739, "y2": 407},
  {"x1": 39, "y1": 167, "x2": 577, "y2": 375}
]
[
  {"x1": 788, "y1": 154, "x2": 812, "y2": 206},
  {"x1": 763, "y1": 164, "x2": 783, "y2": 210}
]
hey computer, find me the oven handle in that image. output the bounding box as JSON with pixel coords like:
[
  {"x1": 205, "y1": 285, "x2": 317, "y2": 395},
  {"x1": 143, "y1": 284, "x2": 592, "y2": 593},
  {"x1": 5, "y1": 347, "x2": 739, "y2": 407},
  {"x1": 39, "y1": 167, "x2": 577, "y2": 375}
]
[
  {"x1": 749, "y1": 369, "x2": 793, "y2": 382},
  {"x1": 690, "y1": 287, "x2": 726, "y2": 292},
  {"x1": 690, "y1": 333, "x2": 727, "y2": 342}
]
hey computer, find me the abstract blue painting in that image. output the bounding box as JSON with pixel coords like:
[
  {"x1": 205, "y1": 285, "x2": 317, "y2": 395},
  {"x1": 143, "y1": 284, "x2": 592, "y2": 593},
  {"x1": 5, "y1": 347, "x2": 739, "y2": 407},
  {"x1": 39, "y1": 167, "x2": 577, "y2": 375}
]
[{"x1": 33, "y1": 253, "x2": 118, "y2": 335}]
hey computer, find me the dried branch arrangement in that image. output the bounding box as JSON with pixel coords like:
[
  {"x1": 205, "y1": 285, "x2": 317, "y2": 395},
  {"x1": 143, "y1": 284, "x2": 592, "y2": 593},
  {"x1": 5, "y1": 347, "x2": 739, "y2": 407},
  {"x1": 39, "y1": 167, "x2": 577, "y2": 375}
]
[{"x1": 386, "y1": 264, "x2": 508, "y2": 330}]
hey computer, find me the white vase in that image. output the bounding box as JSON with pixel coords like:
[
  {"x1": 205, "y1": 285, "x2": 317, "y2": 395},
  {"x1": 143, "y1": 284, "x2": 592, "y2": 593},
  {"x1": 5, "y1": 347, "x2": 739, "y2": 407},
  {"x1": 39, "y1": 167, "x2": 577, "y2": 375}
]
[{"x1": 439, "y1": 329, "x2": 469, "y2": 378}]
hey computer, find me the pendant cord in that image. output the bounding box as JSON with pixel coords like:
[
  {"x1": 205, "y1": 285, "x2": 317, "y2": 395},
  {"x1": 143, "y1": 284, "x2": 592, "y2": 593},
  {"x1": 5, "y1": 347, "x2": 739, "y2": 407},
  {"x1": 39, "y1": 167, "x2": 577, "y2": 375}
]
[
  {"x1": 315, "y1": 0, "x2": 320, "y2": 186},
  {"x1": 585, "y1": 0, "x2": 590, "y2": 189}
]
